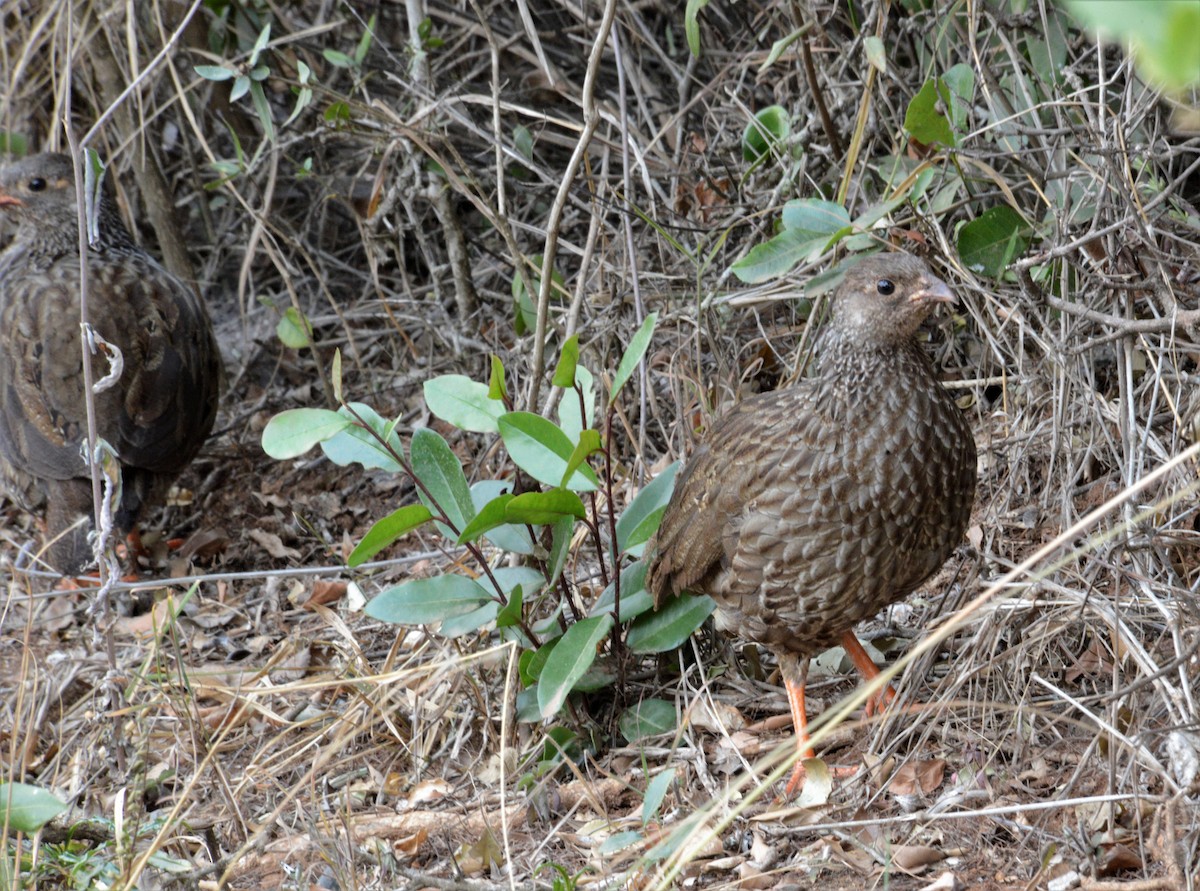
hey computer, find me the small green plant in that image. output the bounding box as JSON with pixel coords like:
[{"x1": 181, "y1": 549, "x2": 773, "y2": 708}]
[{"x1": 262, "y1": 318, "x2": 712, "y2": 761}]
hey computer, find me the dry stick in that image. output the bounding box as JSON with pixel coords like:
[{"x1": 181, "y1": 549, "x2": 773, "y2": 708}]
[
  {"x1": 609, "y1": 22, "x2": 652, "y2": 492},
  {"x1": 525, "y1": 0, "x2": 619, "y2": 413},
  {"x1": 651, "y1": 440, "x2": 1200, "y2": 889},
  {"x1": 799, "y1": 26, "x2": 842, "y2": 160},
  {"x1": 835, "y1": 0, "x2": 889, "y2": 207}
]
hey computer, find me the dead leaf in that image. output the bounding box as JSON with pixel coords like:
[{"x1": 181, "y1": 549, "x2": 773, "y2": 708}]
[
  {"x1": 392, "y1": 826, "x2": 428, "y2": 858},
  {"x1": 794, "y1": 757, "x2": 833, "y2": 808},
  {"x1": 889, "y1": 759, "x2": 946, "y2": 796},
  {"x1": 685, "y1": 698, "x2": 745, "y2": 733},
  {"x1": 735, "y1": 862, "x2": 774, "y2": 889},
  {"x1": 1097, "y1": 842, "x2": 1142, "y2": 875},
  {"x1": 891, "y1": 844, "x2": 945, "y2": 872},
  {"x1": 454, "y1": 826, "x2": 503, "y2": 876},
  {"x1": 302, "y1": 580, "x2": 348, "y2": 609},
  {"x1": 248, "y1": 528, "x2": 300, "y2": 559}
]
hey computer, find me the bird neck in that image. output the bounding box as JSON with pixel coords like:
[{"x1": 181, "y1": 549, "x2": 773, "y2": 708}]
[{"x1": 813, "y1": 329, "x2": 940, "y2": 404}]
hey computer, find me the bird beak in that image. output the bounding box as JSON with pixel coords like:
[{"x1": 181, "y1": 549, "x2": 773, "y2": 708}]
[
  {"x1": 910, "y1": 276, "x2": 956, "y2": 306},
  {"x1": 0, "y1": 193, "x2": 22, "y2": 208}
]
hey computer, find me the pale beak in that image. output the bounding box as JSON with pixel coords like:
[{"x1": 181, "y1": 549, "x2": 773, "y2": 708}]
[
  {"x1": 911, "y1": 275, "x2": 956, "y2": 306},
  {"x1": 0, "y1": 193, "x2": 23, "y2": 208}
]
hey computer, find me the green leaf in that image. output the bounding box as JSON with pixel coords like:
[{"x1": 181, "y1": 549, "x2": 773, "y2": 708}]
[
  {"x1": 610, "y1": 313, "x2": 658, "y2": 401},
  {"x1": 498, "y1": 413, "x2": 600, "y2": 492},
  {"x1": 262, "y1": 408, "x2": 351, "y2": 459},
  {"x1": 276, "y1": 306, "x2": 313, "y2": 348},
  {"x1": 781, "y1": 199, "x2": 853, "y2": 239},
  {"x1": 618, "y1": 699, "x2": 678, "y2": 742},
  {"x1": 545, "y1": 515, "x2": 574, "y2": 587},
  {"x1": 513, "y1": 124, "x2": 534, "y2": 161},
  {"x1": 957, "y1": 205, "x2": 1029, "y2": 277},
  {"x1": 1066, "y1": 0, "x2": 1200, "y2": 90},
  {"x1": 557, "y1": 365, "x2": 595, "y2": 442},
  {"x1": 627, "y1": 592, "x2": 715, "y2": 654},
  {"x1": 941, "y1": 64, "x2": 975, "y2": 134},
  {"x1": 348, "y1": 504, "x2": 433, "y2": 566},
  {"x1": 537, "y1": 615, "x2": 614, "y2": 718},
  {"x1": 0, "y1": 782, "x2": 68, "y2": 833},
  {"x1": 685, "y1": 0, "x2": 711, "y2": 57},
  {"x1": 616, "y1": 461, "x2": 679, "y2": 554},
  {"x1": 249, "y1": 80, "x2": 275, "y2": 143},
  {"x1": 424, "y1": 374, "x2": 506, "y2": 433},
  {"x1": 470, "y1": 481, "x2": 535, "y2": 554},
  {"x1": 496, "y1": 583, "x2": 524, "y2": 629},
  {"x1": 731, "y1": 199, "x2": 852, "y2": 283},
  {"x1": 457, "y1": 493, "x2": 515, "y2": 544},
  {"x1": 742, "y1": 105, "x2": 791, "y2": 163},
  {"x1": 511, "y1": 253, "x2": 564, "y2": 336},
  {"x1": 194, "y1": 65, "x2": 235, "y2": 81},
  {"x1": 589, "y1": 560, "x2": 654, "y2": 622},
  {"x1": 488, "y1": 354, "x2": 508, "y2": 401},
  {"x1": 366, "y1": 574, "x2": 492, "y2": 624},
  {"x1": 643, "y1": 768, "x2": 675, "y2": 825},
  {"x1": 320, "y1": 402, "x2": 403, "y2": 471},
  {"x1": 438, "y1": 601, "x2": 500, "y2": 638},
  {"x1": 904, "y1": 78, "x2": 955, "y2": 147},
  {"x1": 411, "y1": 427, "x2": 475, "y2": 535},
  {"x1": 561, "y1": 428, "x2": 603, "y2": 489},
  {"x1": 230, "y1": 74, "x2": 251, "y2": 103},
  {"x1": 505, "y1": 490, "x2": 587, "y2": 524},
  {"x1": 552, "y1": 334, "x2": 580, "y2": 388},
  {"x1": 324, "y1": 49, "x2": 357, "y2": 68}
]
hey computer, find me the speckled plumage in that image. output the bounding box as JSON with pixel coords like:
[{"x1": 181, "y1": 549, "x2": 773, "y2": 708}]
[
  {"x1": 0, "y1": 152, "x2": 220, "y2": 572},
  {"x1": 646, "y1": 253, "x2": 975, "y2": 788}
]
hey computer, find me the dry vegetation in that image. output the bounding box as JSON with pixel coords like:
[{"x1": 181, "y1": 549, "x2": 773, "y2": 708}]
[{"x1": 2, "y1": 0, "x2": 1199, "y2": 888}]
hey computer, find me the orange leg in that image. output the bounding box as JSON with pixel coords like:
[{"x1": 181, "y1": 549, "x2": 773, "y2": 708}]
[
  {"x1": 778, "y1": 653, "x2": 813, "y2": 795},
  {"x1": 840, "y1": 630, "x2": 897, "y2": 716}
]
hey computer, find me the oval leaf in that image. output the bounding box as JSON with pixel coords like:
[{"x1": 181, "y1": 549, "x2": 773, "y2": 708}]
[
  {"x1": 610, "y1": 313, "x2": 658, "y2": 401},
  {"x1": 618, "y1": 699, "x2": 678, "y2": 742},
  {"x1": 627, "y1": 592, "x2": 716, "y2": 654},
  {"x1": 537, "y1": 615, "x2": 615, "y2": 718},
  {"x1": 411, "y1": 427, "x2": 476, "y2": 535},
  {"x1": 505, "y1": 489, "x2": 587, "y2": 525},
  {"x1": 348, "y1": 504, "x2": 433, "y2": 567},
  {"x1": 471, "y1": 480, "x2": 535, "y2": 554},
  {"x1": 425, "y1": 374, "x2": 506, "y2": 433},
  {"x1": 0, "y1": 782, "x2": 68, "y2": 833},
  {"x1": 498, "y1": 412, "x2": 599, "y2": 492},
  {"x1": 262, "y1": 408, "x2": 352, "y2": 459},
  {"x1": 366, "y1": 574, "x2": 492, "y2": 625},
  {"x1": 616, "y1": 461, "x2": 680, "y2": 554}
]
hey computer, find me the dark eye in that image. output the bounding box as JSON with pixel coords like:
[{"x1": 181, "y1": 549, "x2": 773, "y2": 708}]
[
  {"x1": 28, "y1": 177, "x2": 46, "y2": 192},
  {"x1": 876, "y1": 279, "x2": 895, "y2": 296}
]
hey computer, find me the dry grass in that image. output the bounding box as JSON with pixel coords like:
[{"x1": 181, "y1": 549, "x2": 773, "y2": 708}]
[{"x1": 2, "y1": 0, "x2": 1199, "y2": 888}]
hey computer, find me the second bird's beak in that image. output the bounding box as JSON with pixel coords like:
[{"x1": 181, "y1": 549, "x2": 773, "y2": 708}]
[{"x1": 911, "y1": 276, "x2": 956, "y2": 306}]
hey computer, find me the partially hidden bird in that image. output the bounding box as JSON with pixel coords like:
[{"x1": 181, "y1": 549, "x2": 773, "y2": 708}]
[
  {"x1": 0, "y1": 152, "x2": 221, "y2": 574},
  {"x1": 646, "y1": 253, "x2": 976, "y2": 794}
]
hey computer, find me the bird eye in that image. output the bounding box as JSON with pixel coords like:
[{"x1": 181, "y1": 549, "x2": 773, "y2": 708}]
[
  {"x1": 28, "y1": 177, "x2": 46, "y2": 192},
  {"x1": 876, "y1": 279, "x2": 895, "y2": 296}
]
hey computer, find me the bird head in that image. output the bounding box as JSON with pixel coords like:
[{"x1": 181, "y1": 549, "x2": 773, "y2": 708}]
[
  {"x1": 0, "y1": 153, "x2": 84, "y2": 233},
  {"x1": 828, "y1": 253, "x2": 958, "y2": 344}
]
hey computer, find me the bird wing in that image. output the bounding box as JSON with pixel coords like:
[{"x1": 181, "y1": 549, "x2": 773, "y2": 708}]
[{"x1": 646, "y1": 384, "x2": 840, "y2": 605}]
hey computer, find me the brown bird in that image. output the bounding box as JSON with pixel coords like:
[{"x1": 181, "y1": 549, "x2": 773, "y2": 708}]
[
  {"x1": 0, "y1": 152, "x2": 221, "y2": 574},
  {"x1": 646, "y1": 253, "x2": 976, "y2": 794}
]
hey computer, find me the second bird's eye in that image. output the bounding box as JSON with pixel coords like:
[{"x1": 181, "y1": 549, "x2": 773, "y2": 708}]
[
  {"x1": 876, "y1": 279, "x2": 895, "y2": 296},
  {"x1": 28, "y1": 177, "x2": 46, "y2": 192}
]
